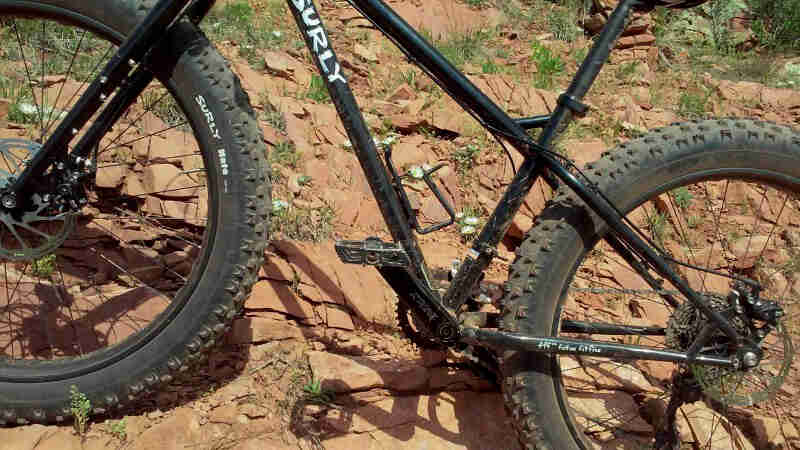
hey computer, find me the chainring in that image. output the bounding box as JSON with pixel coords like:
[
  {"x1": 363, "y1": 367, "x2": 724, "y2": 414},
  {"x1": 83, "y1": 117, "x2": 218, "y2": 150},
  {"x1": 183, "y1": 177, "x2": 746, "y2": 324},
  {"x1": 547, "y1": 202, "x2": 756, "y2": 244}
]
[
  {"x1": 397, "y1": 299, "x2": 443, "y2": 349},
  {"x1": 666, "y1": 293, "x2": 794, "y2": 407}
]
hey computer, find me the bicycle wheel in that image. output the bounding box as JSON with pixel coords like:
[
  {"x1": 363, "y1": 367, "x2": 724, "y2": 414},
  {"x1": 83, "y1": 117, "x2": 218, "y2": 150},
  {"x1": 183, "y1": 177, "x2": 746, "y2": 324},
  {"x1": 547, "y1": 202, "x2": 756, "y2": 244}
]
[
  {"x1": 502, "y1": 119, "x2": 800, "y2": 449},
  {"x1": 0, "y1": 0, "x2": 269, "y2": 424}
]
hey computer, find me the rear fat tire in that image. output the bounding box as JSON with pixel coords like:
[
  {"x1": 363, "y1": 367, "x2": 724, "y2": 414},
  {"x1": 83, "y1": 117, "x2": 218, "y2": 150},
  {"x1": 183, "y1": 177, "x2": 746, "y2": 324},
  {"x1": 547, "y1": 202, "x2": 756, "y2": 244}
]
[{"x1": 500, "y1": 119, "x2": 800, "y2": 449}]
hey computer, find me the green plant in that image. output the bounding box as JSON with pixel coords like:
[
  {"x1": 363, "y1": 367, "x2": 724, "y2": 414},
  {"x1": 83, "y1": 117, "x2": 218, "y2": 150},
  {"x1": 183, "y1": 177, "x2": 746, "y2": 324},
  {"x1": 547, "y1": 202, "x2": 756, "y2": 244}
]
[
  {"x1": 32, "y1": 254, "x2": 57, "y2": 278},
  {"x1": 702, "y1": 0, "x2": 747, "y2": 54},
  {"x1": 107, "y1": 419, "x2": 127, "y2": 441},
  {"x1": 271, "y1": 204, "x2": 335, "y2": 242},
  {"x1": 302, "y1": 378, "x2": 334, "y2": 403},
  {"x1": 202, "y1": 0, "x2": 289, "y2": 65},
  {"x1": 672, "y1": 187, "x2": 693, "y2": 210},
  {"x1": 262, "y1": 107, "x2": 287, "y2": 132},
  {"x1": 547, "y1": 2, "x2": 583, "y2": 42},
  {"x1": 465, "y1": 0, "x2": 489, "y2": 7},
  {"x1": 454, "y1": 143, "x2": 481, "y2": 174},
  {"x1": 687, "y1": 215, "x2": 700, "y2": 229},
  {"x1": 69, "y1": 385, "x2": 91, "y2": 436},
  {"x1": 571, "y1": 46, "x2": 588, "y2": 66},
  {"x1": 677, "y1": 90, "x2": 710, "y2": 119},
  {"x1": 530, "y1": 42, "x2": 565, "y2": 90},
  {"x1": 270, "y1": 141, "x2": 300, "y2": 168},
  {"x1": 456, "y1": 207, "x2": 483, "y2": 242},
  {"x1": 615, "y1": 61, "x2": 639, "y2": 82},
  {"x1": 750, "y1": 0, "x2": 800, "y2": 50},
  {"x1": 7, "y1": 102, "x2": 39, "y2": 124},
  {"x1": 648, "y1": 212, "x2": 668, "y2": 245},
  {"x1": 306, "y1": 74, "x2": 331, "y2": 103},
  {"x1": 433, "y1": 29, "x2": 492, "y2": 69},
  {"x1": 482, "y1": 60, "x2": 501, "y2": 74}
]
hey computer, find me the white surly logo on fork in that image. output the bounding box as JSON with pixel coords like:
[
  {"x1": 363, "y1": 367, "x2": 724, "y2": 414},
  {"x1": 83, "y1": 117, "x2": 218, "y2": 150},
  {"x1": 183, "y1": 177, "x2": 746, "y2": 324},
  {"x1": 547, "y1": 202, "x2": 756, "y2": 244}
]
[{"x1": 290, "y1": 0, "x2": 347, "y2": 84}]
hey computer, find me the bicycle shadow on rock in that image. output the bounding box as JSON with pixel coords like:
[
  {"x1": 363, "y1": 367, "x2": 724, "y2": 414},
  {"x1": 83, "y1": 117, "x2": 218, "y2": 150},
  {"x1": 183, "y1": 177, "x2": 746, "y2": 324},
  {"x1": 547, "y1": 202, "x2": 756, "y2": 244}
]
[
  {"x1": 288, "y1": 361, "x2": 520, "y2": 450},
  {"x1": 252, "y1": 241, "x2": 520, "y2": 449}
]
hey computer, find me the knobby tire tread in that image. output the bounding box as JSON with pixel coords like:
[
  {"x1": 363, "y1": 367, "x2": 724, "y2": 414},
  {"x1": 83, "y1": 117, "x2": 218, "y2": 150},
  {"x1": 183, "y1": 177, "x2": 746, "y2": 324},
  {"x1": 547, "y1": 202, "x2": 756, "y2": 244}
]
[
  {"x1": 0, "y1": 0, "x2": 270, "y2": 425},
  {"x1": 500, "y1": 119, "x2": 800, "y2": 449}
]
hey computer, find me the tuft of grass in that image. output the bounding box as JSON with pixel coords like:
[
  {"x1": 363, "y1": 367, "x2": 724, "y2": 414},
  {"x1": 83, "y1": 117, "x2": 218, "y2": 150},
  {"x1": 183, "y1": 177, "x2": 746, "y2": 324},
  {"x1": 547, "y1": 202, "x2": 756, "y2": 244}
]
[
  {"x1": 305, "y1": 74, "x2": 331, "y2": 103},
  {"x1": 202, "y1": 0, "x2": 290, "y2": 66},
  {"x1": 302, "y1": 378, "x2": 335, "y2": 403},
  {"x1": 530, "y1": 42, "x2": 565, "y2": 90},
  {"x1": 69, "y1": 385, "x2": 91, "y2": 436},
  {"x1": 615, "y1": 61, "x2": 639, "y2": 82},
  {"x1": 271, "y1": 204, "x2": 335, "y2": 242},
  {"x1": 433, "y1": 29, "x2": 493, "y2": 69},
  {"x1": 677, "y1": 89, "x2": 711, "y2": 119},
  {"x1": 749, "y1": 0, "x2": 800, "y2": 50},
  {"x1": 270, "y1": 141, "x2": 300, "y2": 169},
  {"x1": 547, "y1": 2, "x2": 583, "y2": 42}
]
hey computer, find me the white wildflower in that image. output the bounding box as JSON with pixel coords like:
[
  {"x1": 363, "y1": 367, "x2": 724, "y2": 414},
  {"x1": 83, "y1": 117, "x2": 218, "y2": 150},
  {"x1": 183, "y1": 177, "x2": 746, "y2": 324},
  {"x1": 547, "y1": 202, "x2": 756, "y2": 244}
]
[
  {"x1": 17, "y1": 103, "x2": 37, "y2": 115},
  {"x1": 272, "y1": 199, "x2": 289, "y2": 212},
  {"x1": 272, "y1": 30, "x2": 282, "y2": 38},
  {"x1": 460, "y1": 225, "x2": 476, "y2": 235},
  {"x1": 381, "y1": 135, "x2": 397, "y2": 146},
  {"x1": 408, "y1": 166, "x2": 424, "y2": 179},
  {"x1": 463, "y1": 216, "x2": 479, "y2": 226}
]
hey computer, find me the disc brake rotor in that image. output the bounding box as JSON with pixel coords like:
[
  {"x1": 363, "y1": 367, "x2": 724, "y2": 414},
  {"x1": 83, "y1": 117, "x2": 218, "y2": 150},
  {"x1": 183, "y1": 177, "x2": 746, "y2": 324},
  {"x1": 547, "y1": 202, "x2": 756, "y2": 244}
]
[
  {"x1": 0, "y1": 139, "x2": 75, "y2": 261},
  {"x1": 666, "y1": 294, "x2": 794, "y2": 407}
]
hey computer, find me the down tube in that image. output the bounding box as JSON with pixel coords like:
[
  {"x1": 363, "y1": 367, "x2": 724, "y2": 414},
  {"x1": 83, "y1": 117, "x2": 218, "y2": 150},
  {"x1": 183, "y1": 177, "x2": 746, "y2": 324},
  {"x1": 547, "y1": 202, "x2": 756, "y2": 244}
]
[{"x1": 285, "y1": 0, "x2": 432, "y2": 281}]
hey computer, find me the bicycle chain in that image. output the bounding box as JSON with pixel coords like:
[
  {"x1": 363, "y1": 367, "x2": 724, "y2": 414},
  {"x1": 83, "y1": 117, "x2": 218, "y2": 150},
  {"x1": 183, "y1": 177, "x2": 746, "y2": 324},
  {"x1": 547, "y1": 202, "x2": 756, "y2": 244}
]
[
  {"x1": 572, "y1": 285, "x2": 793, "y2": 406},
  {"x1": 396, "y1": 299, "x2": 443, "y2": 350}
]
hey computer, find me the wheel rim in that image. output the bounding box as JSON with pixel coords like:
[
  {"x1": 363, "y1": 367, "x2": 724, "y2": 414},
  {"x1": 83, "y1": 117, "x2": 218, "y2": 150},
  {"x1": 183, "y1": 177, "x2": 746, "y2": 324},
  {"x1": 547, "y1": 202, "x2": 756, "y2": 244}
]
[
  {"x1": 0, "y1": 8, "x2": 214, "y2": 380},
  {"x1": 556, "y1": 173, "x2": 800, "y2": 449}
]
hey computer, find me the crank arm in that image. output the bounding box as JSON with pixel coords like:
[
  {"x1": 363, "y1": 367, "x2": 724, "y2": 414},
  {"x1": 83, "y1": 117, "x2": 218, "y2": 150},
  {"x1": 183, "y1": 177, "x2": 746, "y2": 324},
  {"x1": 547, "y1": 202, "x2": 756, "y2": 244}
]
[
  {"x1": 378, "y1": 266, "x2": 461, "y2": 344},
  {"x1": 461, "y1": 328, "x2": 735, "y2": 367}
]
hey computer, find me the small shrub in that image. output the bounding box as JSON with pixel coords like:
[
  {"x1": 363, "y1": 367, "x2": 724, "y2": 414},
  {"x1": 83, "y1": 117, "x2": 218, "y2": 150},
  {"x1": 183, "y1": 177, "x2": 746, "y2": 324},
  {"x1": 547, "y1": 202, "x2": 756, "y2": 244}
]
[
  {"x1": 435, "y1": 29, "x2": 492, "y2": 69},
  {"x1": 107, "y1": 419, "x2": 127, "y2": 441},
  {"x1": 530, "y1": 42, "x2": 565, "y2": 89},
  {"x1": 454, "y1": 143, "x2": 481, "y2": 174},
  {"x1": 270, "y1": 141, "x2": 300, "y2": 168},
  {"x1": 32, "y1": 254, "x2": 56, "y2": 278},
  {"x1": 306, "y1": 74, "x2": 331, "y2": 103},
  {"x1": 69, "y1": 385, "x2": 91, "y2": 436},
  {"x1": 271, "y1": 204, "x2": 335, "y2": 242},
  {"x1": 481, "y1": 60, "x2": 501, "y2": 74},
  {"x1": 465, "y1": 0, "x2": 489, "y2": 7},
  {"x1": 547, "y1": 4, "x2": 582, "y2": 42},
  {"x1": 302, "y1": 378, "x2": 334, "y2": 403},
  {"x1": 615, "y1": 61, "x2": 639, "y2": 82},
  {"x1": 648, "y1": 212, "x2": 668, "y2": 245},
  {"x1": 672, "y1": 187, "x2": 693, "y2": 210},
  {"x1": 677, "y1": 90, "x2": 710, "y2": 119},
  {"x1": 750, "y1": 0, "x2": 800, "y2": 50}
]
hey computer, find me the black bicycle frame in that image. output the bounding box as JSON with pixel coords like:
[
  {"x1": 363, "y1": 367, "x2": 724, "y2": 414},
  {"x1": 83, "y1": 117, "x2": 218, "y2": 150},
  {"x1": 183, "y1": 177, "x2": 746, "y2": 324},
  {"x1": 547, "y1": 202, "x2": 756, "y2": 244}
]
[
  {"x1": 12, "y1": 0, "x2": 743, "y2": 368},
  {"x1": 285, "y1": 0, "x2": 741, "y2": 368}
]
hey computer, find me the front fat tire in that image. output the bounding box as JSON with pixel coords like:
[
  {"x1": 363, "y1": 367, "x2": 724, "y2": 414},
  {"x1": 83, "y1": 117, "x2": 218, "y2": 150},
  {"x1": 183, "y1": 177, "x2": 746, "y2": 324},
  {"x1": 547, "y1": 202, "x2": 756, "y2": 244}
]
[
  {"x1": 0, "y1": 0, "x2": 270, "y2": 424},
  {"x1": 500, "y1": 119, "x2": 800, "y2": 449}
]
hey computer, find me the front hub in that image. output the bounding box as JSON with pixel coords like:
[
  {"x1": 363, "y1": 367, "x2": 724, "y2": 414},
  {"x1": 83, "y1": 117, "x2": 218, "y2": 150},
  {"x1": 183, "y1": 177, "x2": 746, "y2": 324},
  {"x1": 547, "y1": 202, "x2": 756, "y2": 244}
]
[{"x1": 0, "y1": 139, "x2": 78, "y2": 261}]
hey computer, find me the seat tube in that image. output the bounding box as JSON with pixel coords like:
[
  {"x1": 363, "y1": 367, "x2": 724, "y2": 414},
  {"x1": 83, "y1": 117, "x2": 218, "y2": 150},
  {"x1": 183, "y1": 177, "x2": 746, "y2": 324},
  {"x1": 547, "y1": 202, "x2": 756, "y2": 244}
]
[
  {"x1": 538, "y1": 0, "x2": 638, "y2": 147},
  {"x1": 286, "y1": 0, "x2": 433, "y2": 283}
]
